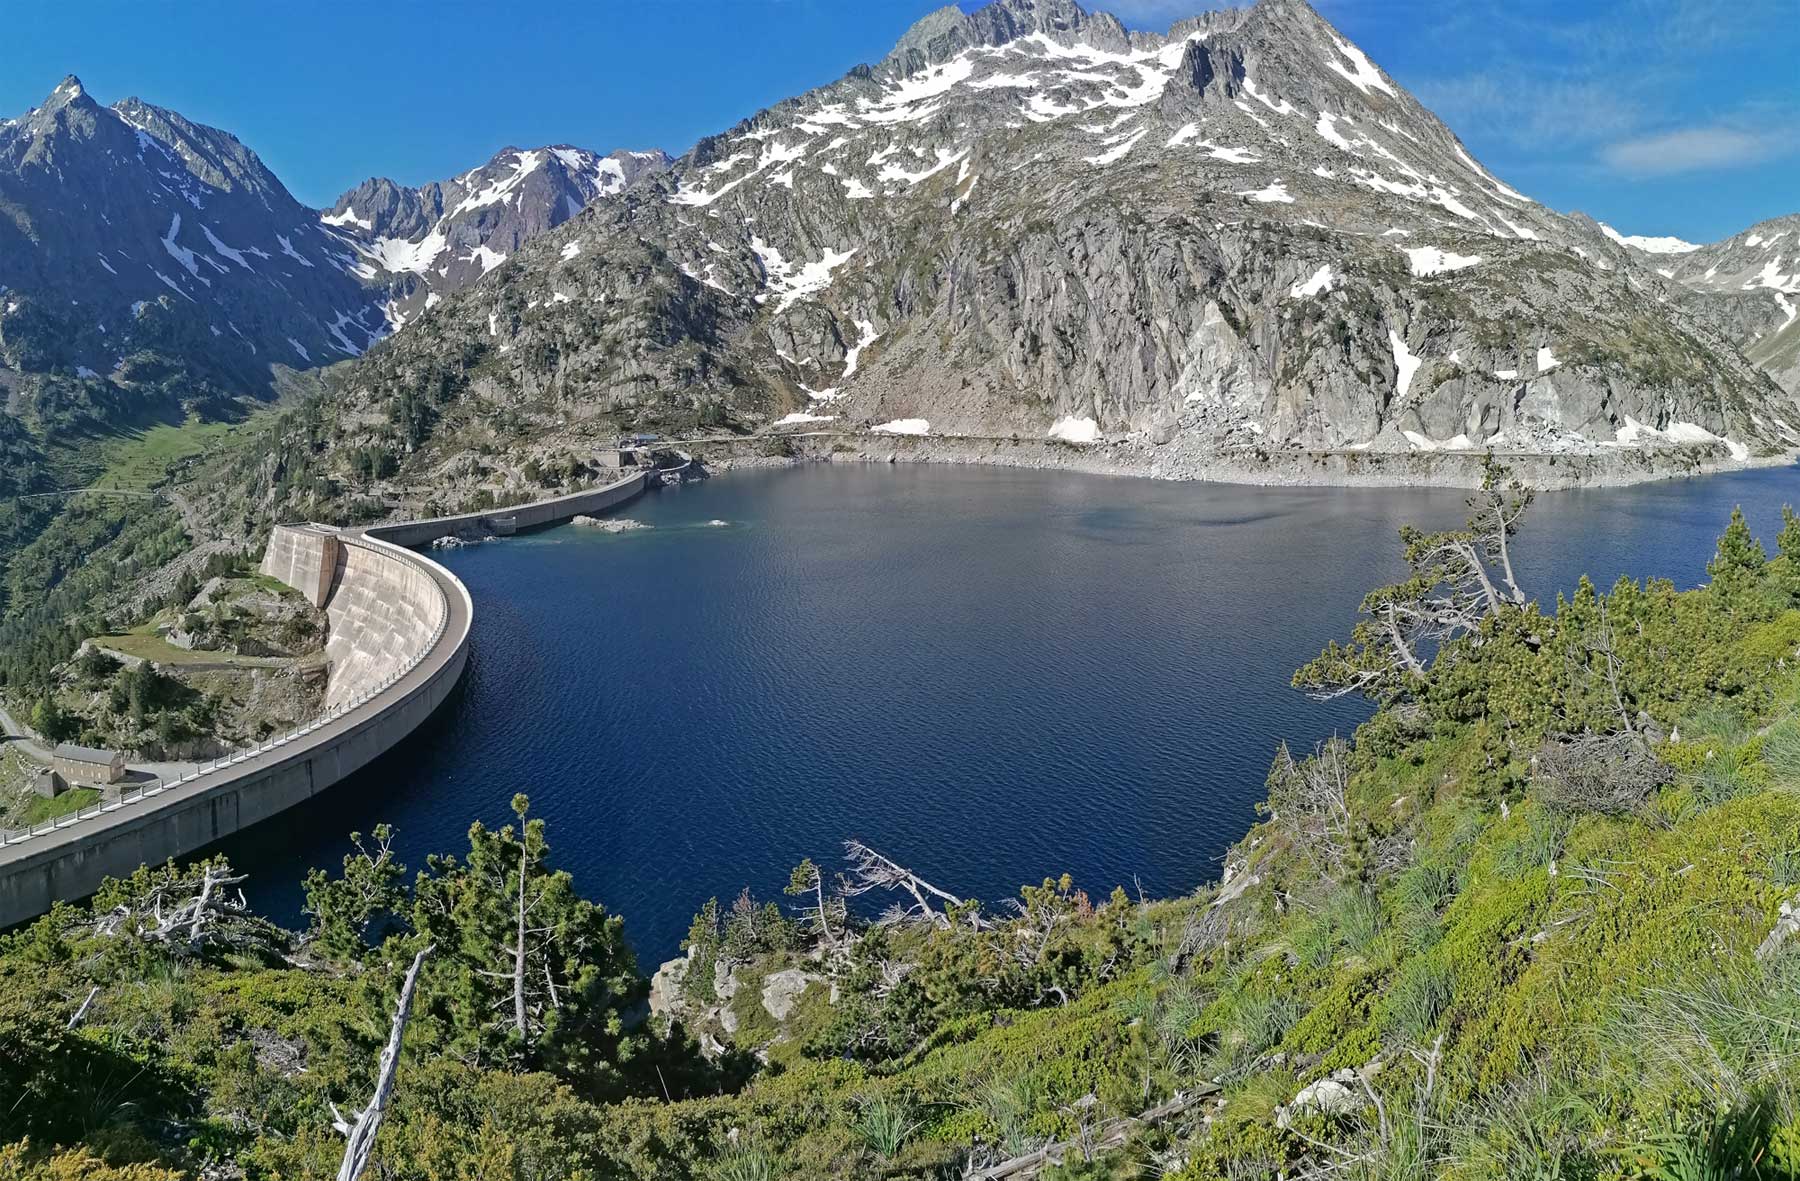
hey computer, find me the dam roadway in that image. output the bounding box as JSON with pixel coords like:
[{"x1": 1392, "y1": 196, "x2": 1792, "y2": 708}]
[{"x1": 0, "y1": 470, "x2": 648, "y2": 929}]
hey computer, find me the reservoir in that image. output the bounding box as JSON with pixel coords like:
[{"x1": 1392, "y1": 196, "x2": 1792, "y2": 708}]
[{"x1": 231, "y1": 462, "x2": 1800, "y2": 960}]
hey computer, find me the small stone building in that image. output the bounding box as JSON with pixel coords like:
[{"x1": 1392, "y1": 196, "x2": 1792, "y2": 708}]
[
  {"x1": 50, "y1": 744, "x2": 125, "y2": 787},
  {"x1": 33, "y1": 768, "x2": 66, "y2": 799}
]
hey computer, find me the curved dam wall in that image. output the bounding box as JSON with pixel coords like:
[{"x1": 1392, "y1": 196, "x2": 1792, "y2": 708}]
[
  {"x1": 365, "y1": 471, "x2": 649, "y2": 549},
  {"x1": 0, "y1": 535, "x2": 471, "y2": 929},
  {"x1": 261, "y1": 525, "x2": 339, "y2": 608},
  {"x1": 0, "y1": 469, "x2": 651, "y2": 928}
]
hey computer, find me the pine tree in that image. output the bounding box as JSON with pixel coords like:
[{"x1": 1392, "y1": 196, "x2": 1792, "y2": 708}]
[
  {"x1": 1772, "y1": 505, "x2": 1800, "y2": 604},
  {"x1": 1706, "y1": 505, "x2": 1767, "y2": 611},
  {"x1": 31, "y1": 696, "x2": 74, "y2": 743},
  {"x1": 410, "y1": 795, "x2": 645, "y2": 1090},
  {"x1": 302, "y1": 824, "x2": 407, "y2": 963}
]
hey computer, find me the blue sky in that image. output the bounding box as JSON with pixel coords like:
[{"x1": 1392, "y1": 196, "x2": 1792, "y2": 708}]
[{"x1": 2, "y1": 0, "x2": 1793, "y2": 242}]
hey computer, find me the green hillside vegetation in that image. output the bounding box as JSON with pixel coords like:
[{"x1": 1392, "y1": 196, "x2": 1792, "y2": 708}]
[
  {"x1": 0, "y1": 409, "x2": 272, "y2": 714},
  {"x1": 7, "y1": 469, "x2": 1800, "y2": 1178}
]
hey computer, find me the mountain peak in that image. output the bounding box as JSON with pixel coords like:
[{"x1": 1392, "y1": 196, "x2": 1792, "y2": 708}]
[
  {"x1": 35, "y1": 74, "x2": 96, "y2": 116},
  {"x1": 45, "y1": 75, "x2": 86, "y2": 105},
  {"x1": 885, "y1": 0, "x2": 1106, "y2": 75}
]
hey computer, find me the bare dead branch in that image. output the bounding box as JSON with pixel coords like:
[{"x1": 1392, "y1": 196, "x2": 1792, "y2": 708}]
[
  {"x1": 842, "y1": 840, "x2": 979, "y2": 929},
  {"x1": 335, "y1": 944, "x2": 434, "y2": 1181}
]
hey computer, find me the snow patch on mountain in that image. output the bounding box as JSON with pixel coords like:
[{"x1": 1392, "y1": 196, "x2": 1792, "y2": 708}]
[
  {"x1": 1325, "y1": 37, "x2": 1395, "y2": 97},
  {"x1": 1599, "y1": 223, "x2": 1701, "y2": 255},
  {"x1": 1241, "y1": 180, "x2": 1294, "y2": 204},
  {"x1": 1047, "y1": 415, "x2": 1100, "y2": 443},
  {"x1": 321, "y1": 206, "x2": 373, "y2": 230},
  {"x1": 1402, "y1": 246, "x2": 1482, "y2": 276},
  {"x1": 1288, "y1": 265, "x2": 1336, "y2": 299},
  {"x1": 1390, "y1": 331, "x2": 1421, "y2": 397}
]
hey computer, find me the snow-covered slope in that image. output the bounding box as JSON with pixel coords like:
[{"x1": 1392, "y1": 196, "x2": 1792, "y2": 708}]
[
  {"x1": 323, "y1": 146, "x2": 670, "y2": 328},
  {"x1": 1663, "y1": 215, "x2": 1800, "y2": 296},
  {"x1": 1598, "y1": 223, "x2": 1701, "y2": 257},
  {"x1": 314, "y1": 0, "x2": 1795, "y2": 471}
]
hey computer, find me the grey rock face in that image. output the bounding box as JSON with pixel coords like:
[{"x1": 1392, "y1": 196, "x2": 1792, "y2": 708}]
[
  {"x1": 301, "y1": 0, "x2": 1800, "y2": 477},
  {"x1": 759, "y1": 968, "x2": 826, "y2": 1023}
]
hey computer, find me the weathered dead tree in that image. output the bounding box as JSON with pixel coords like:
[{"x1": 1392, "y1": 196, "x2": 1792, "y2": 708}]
[
  {"x1": 1533, "y1": 732, "x2": 1671, "y2": 816},
  {"x1": 1162, "y1": 907, "x2": 1230, "y2": 977},
  {"x1": 842, "y1": 839, "x2": 981, "y2": 929},
  {"x1": 1262, "y1": 738, "x2": 1355, "y2": 876},
  {"x1": 871, "y1": 958, "x2": 914, "y2": 998},
  {"x1": 786, "y1": 857, "x2": 848, "y2": 955},
  {"x1": 513, "y1": 826, "x2": 529, "y2": 1036},
  {"x1": 66, "y1": 986, "x2": 100, "y2": 1030},
  {"x1": 1570, "y1": 599, "x2": 1643, "y2": 743},
  {"x1": 83, "y1": 864, "x2": 256, "y2": 952},
  {"x1": 965, "y1": 1086, "x2": 1217, "y2": 1180},
  {"x1": 331, "y1": 944, "x2": 434, "y2": 1181},
  {"x1": 1297, "y1": 460, "x2": 1534, "y2": 703}
]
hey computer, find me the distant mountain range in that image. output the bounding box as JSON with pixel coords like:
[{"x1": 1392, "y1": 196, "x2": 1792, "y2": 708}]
[
  {"x1": 303, "y1": 0, "x2": 1800, "y2": 476},
  {"x1": 1608, "y1": 215, "x2": 1800, "y2": 396},
  {"x1": 1, "y1": 0, "x2": 1797, "y2": 478},
  {"x1": 323, "y1": 146, "x2": 670, "y2": 330},
  {"x1": 0, "y1": 75, "x2": 666, "y2": 406}
]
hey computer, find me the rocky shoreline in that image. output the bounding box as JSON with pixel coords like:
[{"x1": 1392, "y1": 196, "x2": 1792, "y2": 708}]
[{"x1": 700, "y1": 431, "x2": 1800, "y2": 491}]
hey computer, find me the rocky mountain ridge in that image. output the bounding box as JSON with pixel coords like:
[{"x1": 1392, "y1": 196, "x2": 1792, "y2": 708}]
[
  {"x1": 322, "y1": 145, "x2": 670, "y2": 329},
  {"x1": 1608, "y1": 213, "x2": 1800, "y2": 396},
  {"x1": 0, "y1": 76, "x2": 666, "y2": 405},
  {"x1": 293, "y1": 0, "x2": 1798, "y2": 496},
  {"x1": 0, "y1": 75, "x2": 387, "y2": 394}
]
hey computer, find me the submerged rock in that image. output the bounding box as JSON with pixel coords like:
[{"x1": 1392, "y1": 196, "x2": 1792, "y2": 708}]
[{"x1": 571, "y1": 516, "x2": 650, "y2": 533}]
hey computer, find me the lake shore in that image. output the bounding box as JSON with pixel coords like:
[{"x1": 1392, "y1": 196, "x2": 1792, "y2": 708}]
[{"x1": 702, "y1": 431, "x2": 1800, "y2": 491}]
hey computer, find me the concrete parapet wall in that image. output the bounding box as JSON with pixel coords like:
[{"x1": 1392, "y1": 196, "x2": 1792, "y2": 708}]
[
  {"x1": 365, "y1": 471, "x2": 649, "y2": 549},
  {"x1": 260, "y1": 525, "x2": 341, "y2": 608}
]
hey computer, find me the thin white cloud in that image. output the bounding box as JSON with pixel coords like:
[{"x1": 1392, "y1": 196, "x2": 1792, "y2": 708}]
[
  {"x1": 1421, "y1": 74, "x2": 1642, "y2": 148},
  {"x1": 1409, "y1": 0, "x2": 1793, "y2": 164},
  {"x1": 1601, "y1": 126, "x2": 1787, "y2": 175}
]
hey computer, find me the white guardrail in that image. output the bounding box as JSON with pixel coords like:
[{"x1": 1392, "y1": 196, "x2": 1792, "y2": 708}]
[{"x1": 0, "y1": 536, "x2": 452, "y2": 848}]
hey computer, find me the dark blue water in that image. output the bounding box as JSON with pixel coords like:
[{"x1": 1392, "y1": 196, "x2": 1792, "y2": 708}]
[{"x1": 230, "y1": 463, "x2": 1800, "y2": 962}]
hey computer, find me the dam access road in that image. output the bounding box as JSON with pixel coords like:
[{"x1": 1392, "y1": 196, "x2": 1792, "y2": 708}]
[{"x1": 0, "y1": 469, "x2": 649, "y2": 928}]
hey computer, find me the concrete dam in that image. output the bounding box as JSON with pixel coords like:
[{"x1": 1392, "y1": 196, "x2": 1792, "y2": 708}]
[{"x1": 0, "y1": 470, "x2": 648, "y2": 928}]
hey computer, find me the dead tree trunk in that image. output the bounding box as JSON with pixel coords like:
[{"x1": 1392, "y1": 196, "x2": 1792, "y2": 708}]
[
  {"x1": 333, "y1": 944, "x2": 434, "y2": 1181},
  {"x1": 965, "y1": 1086, "x2": 1216, "y2": 1180},
  {"x1": 513, "y1": 836, "x2": 529, "y2": 1039},
  {"x1": 66, "y1": 986, "x2": 100, "y2": 1030},
  {"x1": 842, "y1": 840, "x2": 977, "y2": 929},
  {"x1": 813, "y1": 869, "x2": 837, "y2": 949}
]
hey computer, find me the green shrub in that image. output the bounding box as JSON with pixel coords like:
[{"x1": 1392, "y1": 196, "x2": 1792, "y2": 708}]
[{"x1": 1381, "y1": 957, "x2": 1453, "y2": 1045}]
